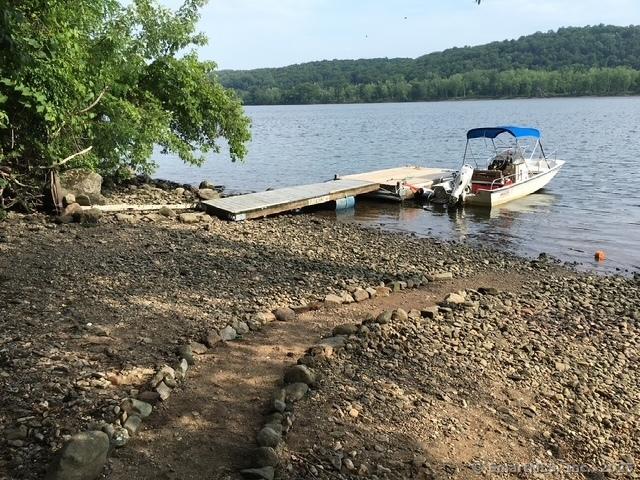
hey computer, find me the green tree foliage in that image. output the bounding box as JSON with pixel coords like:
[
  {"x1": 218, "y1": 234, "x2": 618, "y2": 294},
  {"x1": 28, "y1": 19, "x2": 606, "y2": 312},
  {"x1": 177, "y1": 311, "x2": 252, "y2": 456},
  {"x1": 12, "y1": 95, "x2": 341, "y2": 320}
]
[
  {"x1": 0, "y1": 0, "x2": 251, "y2": 210},
  {"x1": 217, "y1": 25, "x2": 640, "y2": 105}
]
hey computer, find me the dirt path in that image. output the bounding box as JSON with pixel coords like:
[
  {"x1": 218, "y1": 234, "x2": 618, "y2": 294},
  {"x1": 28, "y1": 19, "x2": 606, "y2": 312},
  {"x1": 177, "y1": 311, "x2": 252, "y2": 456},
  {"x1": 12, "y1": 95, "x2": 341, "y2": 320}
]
[{"x1": 107, "y1": 274, "x2": 525, "y2": 480}]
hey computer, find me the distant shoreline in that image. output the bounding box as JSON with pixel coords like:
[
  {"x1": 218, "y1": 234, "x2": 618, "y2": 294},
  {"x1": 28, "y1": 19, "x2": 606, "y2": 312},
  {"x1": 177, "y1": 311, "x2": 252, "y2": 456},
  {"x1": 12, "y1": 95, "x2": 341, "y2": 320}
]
[{"x1": 240, "y1": 92, "x2": 640, "y2": 107}]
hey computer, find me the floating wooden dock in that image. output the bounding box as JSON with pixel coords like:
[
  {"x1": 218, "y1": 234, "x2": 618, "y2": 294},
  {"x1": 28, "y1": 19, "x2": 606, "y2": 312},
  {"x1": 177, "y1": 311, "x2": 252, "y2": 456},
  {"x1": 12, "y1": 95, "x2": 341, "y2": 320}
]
[
  {"x1": 201, "y1": 179, "x2": 379, "y2": 221},
  {"x1": 337, "y1": 166, "x2": 454, "y2": 200}
]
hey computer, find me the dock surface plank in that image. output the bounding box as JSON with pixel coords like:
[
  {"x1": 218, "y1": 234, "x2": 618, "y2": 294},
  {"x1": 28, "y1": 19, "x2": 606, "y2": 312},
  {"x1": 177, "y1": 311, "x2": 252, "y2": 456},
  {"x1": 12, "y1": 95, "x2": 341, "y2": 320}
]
[
  {"x1": 202, "y1": 179, "x2": 379, "y2": 221},
  {"x1": 338, "y1": 166, "x2": 453, "y2": 185}
]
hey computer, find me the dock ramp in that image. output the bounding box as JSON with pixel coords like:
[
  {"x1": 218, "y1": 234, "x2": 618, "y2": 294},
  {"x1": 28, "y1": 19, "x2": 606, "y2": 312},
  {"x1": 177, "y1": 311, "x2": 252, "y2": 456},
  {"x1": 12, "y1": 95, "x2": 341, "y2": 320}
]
[{"x1": 201, "y1": 179, "x2": 379, "y2": 221}]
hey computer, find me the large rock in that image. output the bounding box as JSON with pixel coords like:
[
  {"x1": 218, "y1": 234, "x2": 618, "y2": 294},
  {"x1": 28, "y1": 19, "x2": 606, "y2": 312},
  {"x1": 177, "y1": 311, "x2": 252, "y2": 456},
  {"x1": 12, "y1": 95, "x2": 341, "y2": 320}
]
[
  {"x1": 442, "y1": 292, "x2": 466, "y2": 305},
  {"x1": 233, "y1": 320, "x2": 250, "y2": 335},
  {"x1": 256, "y1": 427, "x2": 281, "y2": 448},
  {"x1": 352, "y1": 288, "x2": 369, "y2": 302},
  {"x1": 254, "y1": 311, "x2": 277, "y2": 325},
  {"x1": 428, "y1": 272, "x2": 454, "y2": 281},
  {"x1": 376, "y1": 286, "x2": 391, "y2": 297},
  {"x1": 241, "y1": 467, "x2": 275, "y2": 480},
  {"x1": 333, "y1": 323, "x2": 359, "y2": 336},
  {"x1": 156, "y1": 382, "x2": 172, "y2": 401},
  {"x1": 273, "y1": 307, "x2": 295, "y2": 322},
  {"x1": 283, "y1": 365, "x2": 315, "y2": 385},
  {"x1": 339, "y1": 291, "x2": 355, "y2": 304},
  {"x1": 63, "y1": 203, "x2": 82, "y2": 217},
  {"x1": 197, "y1": 188, "x2": 220, "y2": 200},
  {"x1": 120, "y1": 398, "x2": 153, "y2": 418},
  {"x1": 375, "y1": 310, "x2": 393, "y2": 324},
  {"x1": 251, "y1": 447, "x2": 279, "y2": 467},
  {"x1": 391, "y1": 308, "x2": 408, "y2": 322},
  {"x1": 60, "y1": 169, "x2": 102, "y2": 198},
  {"x1": 324, "y1": 294, "x2": 343, "y2": 306},
  {"x1": 284, "y1": 382, "x2": 309, "y2": 402},
  {"x1": 421, "y1": 306, "x2": 439, "y2": 319},
  {"x1": 80, "y1": 208, "x2": 102, "y2": 224},
  {"x1": 75, "y1": 194, "x2": 92, "y2": 206},
  {"x1": 45, "y1": 430, "x2": 109, "y2": 480},
  {"x1": 204, "y1": 330, "x2": 222, "y2": 348},
  {"x1": 220, "y1": 325, "x2": 238, "y2": 341},
  {"x1": 123, "y1": 415, "x2": 142, "y2": 435},
  {"x1": 158, "y1": 206, "x2": 176, "y2": 218},
  {"x1": 178, "y1": 212, "x2": 200, "y2": 224},
  {"x1": 310, "y1": 336, "x2": 347, "y2": 357}
]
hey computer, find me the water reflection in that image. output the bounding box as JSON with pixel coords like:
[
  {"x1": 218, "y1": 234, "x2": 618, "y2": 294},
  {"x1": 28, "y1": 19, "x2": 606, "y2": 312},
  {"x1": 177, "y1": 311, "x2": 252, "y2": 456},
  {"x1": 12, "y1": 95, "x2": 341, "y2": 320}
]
[{"x1": 320, "y1": 190, "x2": 578, "y2": 267}]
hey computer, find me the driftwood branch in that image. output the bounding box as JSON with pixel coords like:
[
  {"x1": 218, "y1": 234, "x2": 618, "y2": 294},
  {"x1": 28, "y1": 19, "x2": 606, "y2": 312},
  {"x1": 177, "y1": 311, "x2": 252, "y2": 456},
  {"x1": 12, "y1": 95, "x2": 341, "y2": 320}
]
[
  {"x1": 47, "y1": 145, "x2": 93, "y2": 169},
  {"x1": 80, "y1": 203, "x2": 196, "y2": 213},
  {"x1": 77, "y1": 87, "x2": 108, "y2": 115},
  {"x1": 0, "y1": 171, "x2": 29, "y2": 188}
]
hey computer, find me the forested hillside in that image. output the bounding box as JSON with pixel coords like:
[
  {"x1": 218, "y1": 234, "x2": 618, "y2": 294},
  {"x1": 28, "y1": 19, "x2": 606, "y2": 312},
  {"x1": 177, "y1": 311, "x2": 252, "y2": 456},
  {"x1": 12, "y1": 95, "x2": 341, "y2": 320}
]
[{"x1": 217, "y1": 25, "x2": 640, "y2": 104}]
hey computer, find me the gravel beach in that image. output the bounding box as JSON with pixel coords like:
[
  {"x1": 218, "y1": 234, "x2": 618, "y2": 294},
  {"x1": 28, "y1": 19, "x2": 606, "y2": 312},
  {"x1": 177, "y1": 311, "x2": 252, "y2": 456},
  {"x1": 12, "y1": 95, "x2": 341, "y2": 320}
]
[
  {"x1": 0, "y1": 183, "x2": 638, "y2": 479},
  {"x1": 283, "y1": 279, "x2": 639, "y2": 479}
]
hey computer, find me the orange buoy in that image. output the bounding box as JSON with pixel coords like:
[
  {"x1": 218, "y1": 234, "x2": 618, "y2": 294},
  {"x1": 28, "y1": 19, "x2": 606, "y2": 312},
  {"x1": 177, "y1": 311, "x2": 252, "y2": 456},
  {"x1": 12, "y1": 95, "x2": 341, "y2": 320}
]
[{"x1": 594, "y1": 250, "x2": 607, "y2": 261}]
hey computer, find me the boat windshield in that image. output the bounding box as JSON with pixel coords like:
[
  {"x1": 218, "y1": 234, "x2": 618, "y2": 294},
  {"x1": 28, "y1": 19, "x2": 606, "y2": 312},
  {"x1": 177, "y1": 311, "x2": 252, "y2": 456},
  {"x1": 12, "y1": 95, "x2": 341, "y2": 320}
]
[{"x1": 463, "y1": 132, "x2": 544, "y2": 168}]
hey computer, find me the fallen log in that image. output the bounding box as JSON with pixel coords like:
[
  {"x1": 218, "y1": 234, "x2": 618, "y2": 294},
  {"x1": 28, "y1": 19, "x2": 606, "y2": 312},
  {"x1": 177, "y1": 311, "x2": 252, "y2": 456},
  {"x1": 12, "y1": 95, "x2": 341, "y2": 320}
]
[{"x1": 80, "y1": 203, "x2": 197, "y2": 213}]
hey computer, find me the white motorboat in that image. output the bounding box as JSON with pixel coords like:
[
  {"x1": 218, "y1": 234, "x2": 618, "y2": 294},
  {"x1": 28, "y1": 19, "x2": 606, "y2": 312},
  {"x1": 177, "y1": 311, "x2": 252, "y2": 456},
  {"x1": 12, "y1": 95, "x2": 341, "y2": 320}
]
[{"x1": 431, "y1": 126, "x2": 565, "y2": 207}]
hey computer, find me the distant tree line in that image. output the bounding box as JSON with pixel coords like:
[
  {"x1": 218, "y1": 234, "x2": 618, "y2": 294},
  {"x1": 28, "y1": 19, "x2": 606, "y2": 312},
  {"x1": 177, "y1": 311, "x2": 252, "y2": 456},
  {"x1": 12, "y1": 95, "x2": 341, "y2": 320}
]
[{"x1": 216, "y1": 25, "x2": 640, "y2": 105}]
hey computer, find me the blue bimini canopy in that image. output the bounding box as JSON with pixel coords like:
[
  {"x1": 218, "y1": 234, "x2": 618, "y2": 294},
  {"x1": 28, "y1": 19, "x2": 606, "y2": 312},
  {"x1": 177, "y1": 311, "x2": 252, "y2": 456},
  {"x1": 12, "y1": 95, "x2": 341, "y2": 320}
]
[{"x1": 466, "y1": 126, "x2": 541, "y2": 140}]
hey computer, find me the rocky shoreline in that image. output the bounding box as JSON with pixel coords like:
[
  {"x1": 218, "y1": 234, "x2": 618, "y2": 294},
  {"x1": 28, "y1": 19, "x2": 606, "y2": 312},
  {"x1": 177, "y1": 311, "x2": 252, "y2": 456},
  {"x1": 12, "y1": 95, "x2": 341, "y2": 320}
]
[
  {"x1": 281, "y1": 280, "x2": 639, "y2": 479},
  {"x1": 0, "y1": 180, "x2": 638, "y2": 479}
]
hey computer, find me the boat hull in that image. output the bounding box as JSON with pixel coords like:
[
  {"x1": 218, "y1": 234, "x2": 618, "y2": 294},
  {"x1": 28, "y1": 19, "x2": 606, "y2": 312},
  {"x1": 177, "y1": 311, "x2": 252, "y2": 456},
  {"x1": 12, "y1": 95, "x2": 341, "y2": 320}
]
[{"x1": 465, "y1": 160, "x2": 565, "y2": 207}]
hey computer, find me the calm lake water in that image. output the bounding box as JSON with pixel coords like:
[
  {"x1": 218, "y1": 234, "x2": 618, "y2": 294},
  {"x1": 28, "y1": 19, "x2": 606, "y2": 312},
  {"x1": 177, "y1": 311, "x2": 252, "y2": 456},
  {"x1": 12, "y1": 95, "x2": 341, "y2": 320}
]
[{"x1": 155, "y1": 97, "x2": 640, "y2": 274}]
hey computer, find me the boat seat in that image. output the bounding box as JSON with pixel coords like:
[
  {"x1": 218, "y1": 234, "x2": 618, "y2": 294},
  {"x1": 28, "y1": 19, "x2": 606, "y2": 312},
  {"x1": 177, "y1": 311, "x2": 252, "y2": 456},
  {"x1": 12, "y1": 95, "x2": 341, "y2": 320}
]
[{"x1": 471, "y1": 169, "x2": 504, "y2": 184}]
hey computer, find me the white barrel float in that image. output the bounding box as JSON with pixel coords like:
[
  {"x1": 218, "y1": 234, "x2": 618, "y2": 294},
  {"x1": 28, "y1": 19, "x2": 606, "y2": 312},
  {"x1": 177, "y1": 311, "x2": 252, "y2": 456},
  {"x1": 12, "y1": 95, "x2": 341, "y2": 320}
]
[{"x1": 335, "y1": 196, "x2": 355, "y2": 210}]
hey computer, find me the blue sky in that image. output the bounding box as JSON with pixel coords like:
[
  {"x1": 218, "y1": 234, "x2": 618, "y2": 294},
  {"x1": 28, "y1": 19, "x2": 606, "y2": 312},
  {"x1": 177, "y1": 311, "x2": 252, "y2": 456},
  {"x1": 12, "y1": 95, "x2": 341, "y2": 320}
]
[{"x1": 159, "y1": 0, "x2": 640, "y2": 70}]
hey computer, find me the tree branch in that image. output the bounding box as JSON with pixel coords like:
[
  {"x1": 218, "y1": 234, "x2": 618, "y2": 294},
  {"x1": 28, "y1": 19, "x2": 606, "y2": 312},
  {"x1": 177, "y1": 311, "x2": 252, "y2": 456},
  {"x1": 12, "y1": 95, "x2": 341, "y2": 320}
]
[
  {"x1": 47, "y1": 145, "x2": 93, "y2": 168},
  {"x1": 76, "y1": 87, "x2": 108, "y2": 114}
]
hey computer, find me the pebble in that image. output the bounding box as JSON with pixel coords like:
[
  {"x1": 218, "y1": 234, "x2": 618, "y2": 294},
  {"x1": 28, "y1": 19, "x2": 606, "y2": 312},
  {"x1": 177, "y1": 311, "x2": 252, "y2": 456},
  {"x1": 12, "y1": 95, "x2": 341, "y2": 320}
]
[
  {"x1": 178, "y1": 344, "x2": 195, "y2": 365},
  {"x1": 156, "y1": 382, "x2": 172, "y2": 401},
  {"x1": 175, "y1": 358, "x2": 189, "y2": 381}
]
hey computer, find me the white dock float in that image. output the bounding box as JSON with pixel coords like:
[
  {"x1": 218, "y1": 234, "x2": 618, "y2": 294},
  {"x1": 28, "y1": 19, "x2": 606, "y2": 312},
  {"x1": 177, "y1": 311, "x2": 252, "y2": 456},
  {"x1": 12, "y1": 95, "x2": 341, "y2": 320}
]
[{"x1": 201, "y1": 179, "x2": 379, "y2": 221}]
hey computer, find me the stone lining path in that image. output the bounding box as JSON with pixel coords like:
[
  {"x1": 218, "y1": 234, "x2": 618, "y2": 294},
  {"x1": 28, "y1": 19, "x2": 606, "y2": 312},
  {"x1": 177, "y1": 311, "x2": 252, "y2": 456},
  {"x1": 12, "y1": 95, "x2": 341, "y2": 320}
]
[{"x1": 107, "y1": 274, "x2": 523, "y2": 479}]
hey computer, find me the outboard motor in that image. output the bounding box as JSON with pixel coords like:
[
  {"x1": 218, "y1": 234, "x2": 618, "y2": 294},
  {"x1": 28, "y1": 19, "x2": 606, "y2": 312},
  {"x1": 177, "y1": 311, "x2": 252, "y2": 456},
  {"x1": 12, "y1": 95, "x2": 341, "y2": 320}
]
[{"x1": 448, "y1": 164, "x2": 474, "y2": 206}]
